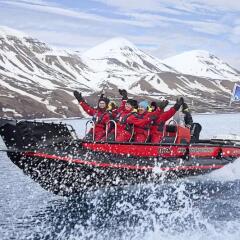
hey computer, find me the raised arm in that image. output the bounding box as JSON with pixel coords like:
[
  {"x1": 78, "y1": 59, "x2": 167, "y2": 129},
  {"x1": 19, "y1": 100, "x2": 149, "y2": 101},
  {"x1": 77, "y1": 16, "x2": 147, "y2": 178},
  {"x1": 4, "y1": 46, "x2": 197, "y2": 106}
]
[
  {"x1": 156, "y1": 98, "x2": 184, "y2": 123},
  {"x1": 73, "y1": 91, "x2": 96, "y2": 116},
  {"x1": 116, "y1": 89, "x2": 128, "y2": 113},
  {"x1": 127, "y1": 114, "x2": 151, "y2": 127}
]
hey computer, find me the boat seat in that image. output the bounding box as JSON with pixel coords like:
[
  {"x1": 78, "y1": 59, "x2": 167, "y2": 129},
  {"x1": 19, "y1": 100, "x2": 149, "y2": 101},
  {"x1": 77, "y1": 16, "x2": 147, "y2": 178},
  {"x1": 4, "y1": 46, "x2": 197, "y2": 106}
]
[
  {"x1": 161, "y1": 124, "x2": 177, "y2": 143},
  {"x1": 165, "y1": 125, "x2": 177, "y2": 133},
  {"x1": 190, "y1": 123, "x2": 202, "y2": 143},
  {"x1": 161, "y1": 124, "x2": 191, "y2": 144}
]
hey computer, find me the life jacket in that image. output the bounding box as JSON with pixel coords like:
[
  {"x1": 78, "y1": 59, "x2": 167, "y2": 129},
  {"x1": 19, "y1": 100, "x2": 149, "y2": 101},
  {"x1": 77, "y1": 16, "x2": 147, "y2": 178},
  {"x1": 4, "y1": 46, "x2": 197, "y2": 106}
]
[
  {"x1": 116, "y1": 112, "x2": 137, "y2": 132},
  {"x1": 150, "y1": 118, "x2": 165, "y2": 132},
  {"x1": 107, "y1": 110, "x2": 115, "y2": 120},
  {"x1": 150, "y1": 108, "x2": 176, "y2": 132},
  {"x1": 157, "y1": 122, "x2": 165, "y2": 132},
  {"x1": 92, "y1": 110, "x2": 109, "y2": 126},
  {"x1": 134, "y1": 113, "x2": 150, "y2": 131},
  {"x1": 105, "y1": 110, "x2": 117, "y2": 133}
]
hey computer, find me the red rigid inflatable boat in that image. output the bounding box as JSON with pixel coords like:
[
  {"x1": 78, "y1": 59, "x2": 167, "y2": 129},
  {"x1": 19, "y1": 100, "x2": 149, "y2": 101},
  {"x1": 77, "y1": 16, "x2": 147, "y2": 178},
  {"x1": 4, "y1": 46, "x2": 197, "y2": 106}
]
[{"x1": 0, "y1": 118, "x2": 240, "y2": 196}]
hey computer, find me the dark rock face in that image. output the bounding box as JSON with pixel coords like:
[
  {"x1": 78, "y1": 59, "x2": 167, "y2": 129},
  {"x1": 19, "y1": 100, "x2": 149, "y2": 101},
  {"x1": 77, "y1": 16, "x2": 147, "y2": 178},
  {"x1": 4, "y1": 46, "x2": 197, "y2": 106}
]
[{"x1": 0, "y1": 31, "x2": 240, "y2": 119}]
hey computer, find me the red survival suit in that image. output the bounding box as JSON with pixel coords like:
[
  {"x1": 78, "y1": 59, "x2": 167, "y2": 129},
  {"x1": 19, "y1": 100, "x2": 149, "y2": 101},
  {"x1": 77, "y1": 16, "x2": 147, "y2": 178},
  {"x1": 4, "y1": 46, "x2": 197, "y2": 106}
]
[
  {"x1": 79, "y1": 101, "x2": 111, "y2": 141},
  {"x1": 114, "y1": 109, "x2": 151, "y2": 142},
  {"x1": 133, "y1": 112, "x2": 152, "y2": 143},
  {"x1": 150, "y1": 107, "x2": 177, "y2": 143}
]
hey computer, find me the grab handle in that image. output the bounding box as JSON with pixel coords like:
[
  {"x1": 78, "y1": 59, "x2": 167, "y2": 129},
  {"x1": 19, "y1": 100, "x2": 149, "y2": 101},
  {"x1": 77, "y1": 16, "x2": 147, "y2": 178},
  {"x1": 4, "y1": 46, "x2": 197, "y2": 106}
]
[
  {"x1": 85, "y1": 120, "x2": 95, "y2": 141},
  {"x1": 105, "y1": 120, "x2": 117, "y2": 141}
]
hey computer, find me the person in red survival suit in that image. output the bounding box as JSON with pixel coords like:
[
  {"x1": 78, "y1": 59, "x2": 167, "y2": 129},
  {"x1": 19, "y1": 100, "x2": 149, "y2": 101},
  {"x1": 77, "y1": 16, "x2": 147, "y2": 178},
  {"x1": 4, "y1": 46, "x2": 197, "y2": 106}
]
[
  {"x1": 105, "y1": 89, "x2": 131, "y2": 140},
  {"x1": 111, "y1": 98, "x2": 151, "y2": 142},
  {"x1": 147, "y1": 98, "x2": 168, "y2": 141},
  {"x1": 133, "y1": 100, "x2": 152, "y2": 143},
  {"x1": 149, "y1": 97, "x2": 184, "y2": 143},
  {"x1": 182, "y1": 102, "x2": 193, "y2": 128},
  {"x1": 150, "y1": 101, "x2": 157, "y2": 112},
  {"x1": 133, "y1": 98, "x2": 171, "y2": 143},
  {"x1": 107, "y1": 101, "x2": 118, "y2": 119},
  {"x1": 73, "y1": 91, "x2": 110, "y2": 141},
  {"x1": 134, "y1": 99, "x2": 170, "y2": 143}
]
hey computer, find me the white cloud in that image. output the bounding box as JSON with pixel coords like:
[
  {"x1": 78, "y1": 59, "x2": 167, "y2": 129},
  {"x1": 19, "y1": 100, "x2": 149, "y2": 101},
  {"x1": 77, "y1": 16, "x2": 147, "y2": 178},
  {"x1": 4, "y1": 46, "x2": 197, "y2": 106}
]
[
  {"x1": 124, "y1": 12, "x2": 230, "y2": 35},
  {"x1": 149, "y1": 33, "x2": 240, "y2": 69},
  {"x1": 1, "y1": 0, "x2": 152, "y2": 27},
  {"x1": 94, "y1": 0, "x2": 240, "y2": 13},
  {"x1": 194, "y1": 0, "x2": 240, "y2": 12},
  {"x1": 2, "y1": 0, "x2": 109, "y2": 21},
  {"x1": 233, "y1": 25, "x2": 240, "y2": 36},
  {"x1": 93, "y1": 0, "x2": 172, "y2": 12},
  {"x1": 12, "y1": 0, "x2": 48, "y2": 4},
  {"x1": 1, "y1": 0, "x2": 235, "y2": 36},
  {"x1": 93, "y1": 0, "x2": 193, "y2": 13},
  {"x1": 26, "y1": 29, "x2": 108, "y2": 51},
  {"x1": 187, "y1": 21, "x2": 230, "y2": 35},
  {"x1": 229, "y1": 25, "x2": 240, "y2": 44},
  {"x1": 1, "y1": 0, "x2": 240, "y2": 68}
]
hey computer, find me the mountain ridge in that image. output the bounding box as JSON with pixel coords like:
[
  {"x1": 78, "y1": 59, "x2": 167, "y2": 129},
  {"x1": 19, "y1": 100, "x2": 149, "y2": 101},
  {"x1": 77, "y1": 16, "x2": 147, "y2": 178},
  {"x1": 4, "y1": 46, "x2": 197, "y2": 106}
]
[
  {"x1": 164, "y1": 50, "x2": 240, "y2": 80},
  {"x1": 0, "y1": 26, "x2": 240, "y2": 118}
]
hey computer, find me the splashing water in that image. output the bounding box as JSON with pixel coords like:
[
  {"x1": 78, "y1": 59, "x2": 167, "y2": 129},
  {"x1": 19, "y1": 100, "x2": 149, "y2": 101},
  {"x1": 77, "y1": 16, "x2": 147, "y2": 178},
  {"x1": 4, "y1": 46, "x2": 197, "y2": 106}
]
[
  {"x1": 2, "y1": 179, "x2": 238, "y2": 240},
  {"x1": 1, "y1": 115, "x2": 240, "y2": 239}
]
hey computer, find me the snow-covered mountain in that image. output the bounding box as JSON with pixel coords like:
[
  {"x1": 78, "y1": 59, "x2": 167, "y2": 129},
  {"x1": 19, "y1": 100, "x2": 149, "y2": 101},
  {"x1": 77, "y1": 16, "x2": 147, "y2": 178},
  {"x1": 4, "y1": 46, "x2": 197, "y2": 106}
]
[
  {"x1": 0, "y1": 26, "x2": 100, "y2": 118},
  {"x1": 83, "y1": 37, "x2": 176, "y2": 74},
  {"x1": 0, "y1": 26, "x2": 240, "y2": 118},
  {"x1": 164, "y1": 50, "x2": 240, "y2": 81}
]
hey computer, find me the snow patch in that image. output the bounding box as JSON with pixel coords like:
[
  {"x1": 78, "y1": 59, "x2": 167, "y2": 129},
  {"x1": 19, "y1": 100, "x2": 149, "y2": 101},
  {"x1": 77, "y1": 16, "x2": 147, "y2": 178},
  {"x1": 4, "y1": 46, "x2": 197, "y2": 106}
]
[
  {"x1": 83, "y1": 37, "x2": 138, "y2": 59},
  {"x1": 164, "y1": 50, "x2": 240, "y2": 81},
  {"x1": 2, "y1": 108, "x2": 22, "y2": 117},
  {"x1": 0, "y1": 25, "x2": 28, "y2": 39}
]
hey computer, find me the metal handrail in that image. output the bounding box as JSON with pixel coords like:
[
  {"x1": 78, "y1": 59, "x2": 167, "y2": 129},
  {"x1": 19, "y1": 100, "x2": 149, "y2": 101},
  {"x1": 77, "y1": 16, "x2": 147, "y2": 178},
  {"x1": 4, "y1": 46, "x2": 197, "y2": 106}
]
[
  {"x1": 65, "y1": 124, "x2": 78, "y2": 140},
  {"x1": 105, "y1": 120, "x2": 117, "y2": 141},
  {"x1": 162, "y1": 119, "x2": 178, "y2": 143},
  {"x1": 145, "y1": 129, "x2": 150, "y2": 143},
  {"x1": 85, "y1": 120, "x2": 95, "y2": 141},
  {"x1": 105, "y1": 120, "x2": 135, "y2": 142},
  {"x1": 129, "y1": 125, "x2": 135, "y2": 142}
]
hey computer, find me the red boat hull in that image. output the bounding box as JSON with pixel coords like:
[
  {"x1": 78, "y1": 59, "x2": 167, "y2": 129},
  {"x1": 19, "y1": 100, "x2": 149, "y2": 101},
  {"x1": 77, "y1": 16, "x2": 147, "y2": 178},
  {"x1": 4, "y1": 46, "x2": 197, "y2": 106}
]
[{"x1": 1, "y1": 119, "x2": 240, "y2": 196}]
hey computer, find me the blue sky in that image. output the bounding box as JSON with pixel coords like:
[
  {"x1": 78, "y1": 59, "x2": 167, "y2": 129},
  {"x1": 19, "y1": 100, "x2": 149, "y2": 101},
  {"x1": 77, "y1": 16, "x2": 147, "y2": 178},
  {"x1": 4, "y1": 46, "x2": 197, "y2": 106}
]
[{"x1": 0, "y1": 0, "x2": 240, "y2": 68}]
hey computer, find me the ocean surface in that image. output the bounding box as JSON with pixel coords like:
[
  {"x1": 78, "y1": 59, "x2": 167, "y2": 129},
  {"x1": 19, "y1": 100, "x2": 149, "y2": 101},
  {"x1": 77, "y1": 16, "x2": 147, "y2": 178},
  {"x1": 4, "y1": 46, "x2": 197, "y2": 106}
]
[{"x1": 1, "y1": 113, "x2": 240, "y2": 240}]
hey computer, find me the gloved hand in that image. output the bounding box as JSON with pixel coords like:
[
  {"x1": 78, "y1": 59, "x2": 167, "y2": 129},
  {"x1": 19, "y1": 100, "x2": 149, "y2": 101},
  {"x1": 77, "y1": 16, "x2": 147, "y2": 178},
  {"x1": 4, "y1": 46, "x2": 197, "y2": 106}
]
[
  {"x1": 182, "y1": 102, "x2": 189, "y2": 113},
  {"x1": 118, "y1": 89, "x2": 128, "y2": 100},
  {"x1": 173, "y1": 97, "x2": 184, "y2": 111},
  {"x1": 73, "y1": 91, "x2": 84, "y2": 102},
  {"x1": 157, "y1": 100, "x2": 169, "y2": 110}
]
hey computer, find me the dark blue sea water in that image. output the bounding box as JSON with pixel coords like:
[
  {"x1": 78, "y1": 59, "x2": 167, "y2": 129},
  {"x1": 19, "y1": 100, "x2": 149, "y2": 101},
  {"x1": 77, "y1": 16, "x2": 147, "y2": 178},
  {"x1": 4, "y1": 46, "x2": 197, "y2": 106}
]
[{"x1": 1, "y1": 115, "x2": 240, "y2": 240}]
